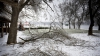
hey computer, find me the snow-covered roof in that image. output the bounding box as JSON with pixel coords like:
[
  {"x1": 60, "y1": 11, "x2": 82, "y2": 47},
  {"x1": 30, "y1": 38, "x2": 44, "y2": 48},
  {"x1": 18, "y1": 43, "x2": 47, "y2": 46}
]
[{"x1": 0, "y1": 16, "x2": 11, "y2": 22}]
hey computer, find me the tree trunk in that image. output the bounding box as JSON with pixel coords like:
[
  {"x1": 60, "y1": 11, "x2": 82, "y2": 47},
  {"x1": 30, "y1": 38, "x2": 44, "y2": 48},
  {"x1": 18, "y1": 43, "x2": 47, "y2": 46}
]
[
  {"x1": 77, "y1": 20, "x2": 81, "y2": 29},
  {"x1": 98, "y1": 25, "x2": 100, "y2": 30},
  {"x1": 1, "y1": 22, "x2": 3, "y2": 37},
  {"x1": 61, "y1": 22, "x2": 63, "y2": 29},
  {"x1": 5, "y1": 23, "x2": 7, "y2": 34},
  {"x1": 69, "y1": 21, "x2": 71, "y2": 29},
  {"x1": 8, "y1": 23, "x2": 9, "y2": 33},
  {"x1": 88, "y1": 0, "x2": 94, "y2": 35},
  {"x1": 78, "y1": 24, "x2": 80, "y2": 29},
  {"x1": 88, "y1": 21, "x2": 94, "y2": 35},
  {"x1": 73, "y1": 22, "x2": 75, "y2": 29},
  {"x1": 98, "y1": 19, "x2": 100, "y2": 31},
  {"x1": 7, "y1": 6, "x2": 19, "y2": 44},
  {"x1": 73, "y1": 19, "x2": 76, "y2": 29}
]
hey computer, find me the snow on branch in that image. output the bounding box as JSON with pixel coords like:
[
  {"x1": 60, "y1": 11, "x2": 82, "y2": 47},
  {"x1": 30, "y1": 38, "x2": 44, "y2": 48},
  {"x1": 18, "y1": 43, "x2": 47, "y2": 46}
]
[
  {"x1": 0, "y1": 0, "x2": 18, "y2": 6},
  {"x1": 43, "y1": 0, "x2": 54, "y2": 12}
]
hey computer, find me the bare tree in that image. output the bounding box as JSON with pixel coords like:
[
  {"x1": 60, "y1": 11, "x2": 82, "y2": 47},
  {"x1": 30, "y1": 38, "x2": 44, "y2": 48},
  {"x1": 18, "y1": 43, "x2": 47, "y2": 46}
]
[
  {"x1": 0, "y1": 0, "x2": 53, "y2": 44},
  {"x1": 94, "y1": 10, "x2": 100, "y2": 30},
  {"x1": 75, "y1": 0, "x2": 87, "y2": 29},
  {"x1": 88, "y1": 0, "x2": 100, "y2": 35},
  {"x1": 59, "y1": 1, "x2": 80, "y2": 29},
  {"x1": 74, "y1": 0, "x2": 100, "y2": 34},
  {"x1": 59, "y1": 3, "x2": 67, "y2": 29},
  {"x1": 0, "y1": 0, "x2": 31, "y2": 44}
]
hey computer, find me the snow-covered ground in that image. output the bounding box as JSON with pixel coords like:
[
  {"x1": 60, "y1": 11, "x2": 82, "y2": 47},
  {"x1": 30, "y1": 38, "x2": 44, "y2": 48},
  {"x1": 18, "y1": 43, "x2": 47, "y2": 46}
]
[
  {"x1": 0, "y1": 30, "x2": 100, "y2": 56},
  {"x1": 70, "y1": 33, "x2": 100, "y2": 56}
]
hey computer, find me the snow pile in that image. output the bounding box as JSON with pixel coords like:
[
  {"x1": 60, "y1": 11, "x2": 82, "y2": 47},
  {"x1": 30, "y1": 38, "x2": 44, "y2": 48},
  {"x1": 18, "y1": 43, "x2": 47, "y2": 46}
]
[{"x1": 0, "y1": 31, "x2": 100, "y2": 56}]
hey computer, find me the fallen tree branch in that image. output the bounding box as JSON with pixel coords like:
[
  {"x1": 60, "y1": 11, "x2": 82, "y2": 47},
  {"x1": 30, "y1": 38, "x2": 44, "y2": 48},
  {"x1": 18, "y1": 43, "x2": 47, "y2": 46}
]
[{"x1": 19, "y1": 29, "x2": 70, "y2": 43}]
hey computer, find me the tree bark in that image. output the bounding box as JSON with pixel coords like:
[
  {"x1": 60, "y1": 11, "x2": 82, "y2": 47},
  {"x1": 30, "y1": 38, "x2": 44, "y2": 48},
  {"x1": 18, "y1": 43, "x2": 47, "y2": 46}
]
[
  {"x1": 88, "y1": 0, "x2": 94, "y2": 35},
  {"x1": 69, "y1": 21, "x2": 71, "y2": 29},
  {"x1": 8, "y1": 23, "x2": 9, "y2": 33},
  {"x1": 88, "y1": 21, "x2": 94, "y2": 35},
  {"x1": 98, "y1": 25, "x2": 100, "y2": 30},
  {"x1": 77, "y1": 20, "x2": 82, "y2": 30},
  {"x1": 5, "y1": 23, "x2": 7, "y2": 34},
  {"x1": 78, "y1": 24, "x2": 80, "y2": 29},
  {"x1": 73, "y1": 22, "x2": 75, "y2": 29},
  {"x1": 7, "y1": 6, "x2": 19, "y2": 44},
  {"x1": 61, "y1": 22, "x2": 63, "y2": 29},
  {"x1": 1, "y1": 22, "x2": 3, "y2": 37},
  {"x1": 97, "y1": 19, "x2": 100, "y2": 31}
]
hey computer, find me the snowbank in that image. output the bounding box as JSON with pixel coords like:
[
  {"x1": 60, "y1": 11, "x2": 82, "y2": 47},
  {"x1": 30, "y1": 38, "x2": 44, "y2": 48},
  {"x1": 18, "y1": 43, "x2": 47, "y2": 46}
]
[{"x1": 0, "y1": 31, "x2": 100, "y2": 56}]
